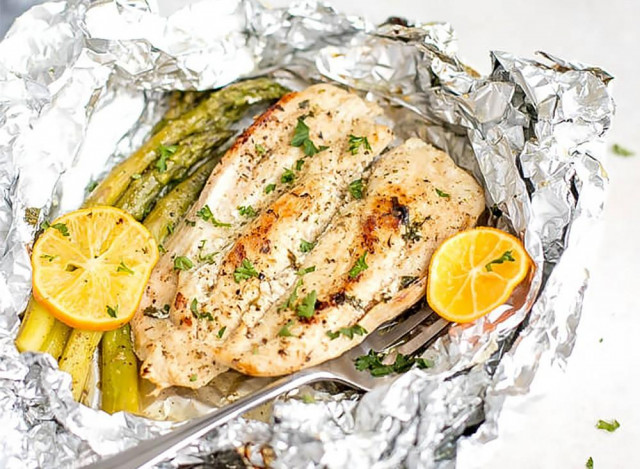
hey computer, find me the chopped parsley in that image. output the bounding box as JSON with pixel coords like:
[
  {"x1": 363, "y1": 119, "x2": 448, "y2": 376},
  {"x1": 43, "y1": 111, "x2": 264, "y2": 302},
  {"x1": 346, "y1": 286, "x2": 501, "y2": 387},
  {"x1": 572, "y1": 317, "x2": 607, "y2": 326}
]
[
  {"x1": 355, "y1": 350, "x2": 433, "y2": 377},
  {"x1": 198, "y1": 252, "x2": 216, "y2": 264},
  {"x1": 265, "y1": 183, "x2": 276, "y2": 194},
  {"x1": 485, "y1": 250, "x2": 515, "y2": 272},
  {"x1": 51, "y1": 223, "x2": 70, "y2": 237},
  {"x1": 237, "y1": 205, "x2": 257, "y2": 218},
  {"x1": 173, "y1": 256, "x2": 194, "y2": 271},
  {"x1": 184, "y1": 219, "x2": 196, "y2": 227},
  {"x1": 290, "y1": 116, "x2": 327, "y2": 156},
  {"x1": 85, "y1": 180, "x2": 98, "y2": 193},
  {"x1": 278, "y1": 320, "x2": 295, "y2": 337},
  {"x1": 300, "y1": 239, "x2": 315, "y2": 253},
  {"x1": 291, "y1": 117, "x2": 311, "y2": 147},
  {"x1": 143, "y1": 304, "x2": 170, "y2": 319},
  {"x1": 255, "y1": 143, "x2": 266, "y2": 156},
  {"x1": 131, "y1": 173, "x2": 142, "y2": 180},
  {"x1": 281, "y1": 168, "x2": 296, "y2": 184},
  {"x1": 190, "y1": 298, "x2": 213, "y2": 321},
  {"x1": 40, "y1": 220, "x2": 50, "y2": 230},
  {"x1": 217, "y1": 326, "x2": 226, "y2": 338},
  {"x1": 166, "y1": 223, "x2": 174, "y2": 235},
  {"x1": 233, "y1": 258, "x2": 259, "y2": 283},
  {"x1": 305, "y1": 139, "x2": 328, "y2": 156},
  {"x1": 586, "y1": 457, "x2": 593, "y2": 469},
  {"x1": 156, "y1": 144, "x2": 178, "y2": 173},
  {"x1": 280, "y1": 279, "x2": 302, "y2": 311},
  {"x1": 196, "y1": 205, "x2": 231, "y2": 227},
  {"x1": 416, "y1": 357, "x2": 435, "y2": 369},
  {"x1": 348, "y1": 252, "x2": 368, "y2": 278},
  {"x1": 40, "y1": 254, "x2": 56, "y2": 262},
  {"x1": 295, "y1": 158, "x2": 306, "y2": 171},
  {"x1": 296, "y1": 290, "x2": 317, "y2": 318},
  {"x1": 189, "y1": 374, "x2": 198, "y2": 382},
  {"x1": 198, "y1": 251, "x2": 218, "y2": 264},
  {"x1": 158, "y1": 244, "x2": 166, "y2": 253},
  {"x1": 596, "y1": 419, "x2": 620, "y2": 432},
  {"x1": 116, "y1": 261, "x2": 134, "y2": 275},
  {"x1": 297, "y1": 266, "x2": 316, "y2": 276},
  {"x1": 612, "y1": 143, "x2": 634, "y2": 157},
  {"x1": 435, "y1": 188, "x2": 450, "y2": 198},
  {"x1": 326, "y1": 324, "x2": 367, "y2": 340},
  {"x1": 348, "y1": 179, "x2": 365, "y2": 199},
  {"x1": 196, "y1": 239, "x2": 218, "y2": 264},
  {"x1": 347, "y1": 134, "x2": 372, "y2": 155},
  {"x1": 106, "y1": 304, "x2": 118, "y2": 318}
]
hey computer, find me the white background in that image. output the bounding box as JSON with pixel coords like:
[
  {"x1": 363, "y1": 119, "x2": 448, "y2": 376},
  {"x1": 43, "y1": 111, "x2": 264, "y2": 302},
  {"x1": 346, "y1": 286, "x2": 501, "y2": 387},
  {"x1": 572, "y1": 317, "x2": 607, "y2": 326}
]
[{"x1": 265, "y1": 1, "x2": 640, "y2": 468}]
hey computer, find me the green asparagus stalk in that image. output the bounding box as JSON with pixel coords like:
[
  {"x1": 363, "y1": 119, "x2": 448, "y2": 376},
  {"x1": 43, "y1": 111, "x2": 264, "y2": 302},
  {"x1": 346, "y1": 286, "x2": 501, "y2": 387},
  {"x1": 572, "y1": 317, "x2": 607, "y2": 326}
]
[
  {"x1": 100, "y1": 325, "x2": 139, "y2": 414},
  {"x1": 58, "y1": 329, "x2": 103, "y2": 401},
  {"x1": 15, "y1": 299, "x2": 57, "y2": 353},
  {"x1": 116, "y1": 130, "x2": 232, "y2": 220},
  {"x1": 40, "y1": 319, "x2": 72, "y2": 361},
  {"x1": 144, "y1": 156, "x2": 219, "y2": 244},
  {"x1": 151, "y1": 90, "x2": 210, "y2": 135},
  {"x1": 85, "y1": 78, "x2": 287, "y2": 207}
]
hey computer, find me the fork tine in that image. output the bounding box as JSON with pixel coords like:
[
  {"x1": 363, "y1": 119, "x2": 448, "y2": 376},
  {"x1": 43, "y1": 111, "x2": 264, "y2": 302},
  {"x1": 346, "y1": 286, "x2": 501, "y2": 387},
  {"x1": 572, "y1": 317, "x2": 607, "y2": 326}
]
[
  {"x1": 366, "y1": 305, "x2": 434, "y2": 352},
  {"x1": 395, "y1": 317, "x2": 448, "y2": 356}
]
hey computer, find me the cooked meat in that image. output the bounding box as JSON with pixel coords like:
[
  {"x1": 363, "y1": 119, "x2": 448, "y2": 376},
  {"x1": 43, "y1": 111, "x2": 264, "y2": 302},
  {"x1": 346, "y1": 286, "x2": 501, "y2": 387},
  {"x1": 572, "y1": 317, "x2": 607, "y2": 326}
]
[
  {"x1": 215, "y1": 138, "x2": 485, "y2": 375},
  {"x1": 131, "y1": 84, "x2": 394, "y2": 388}
]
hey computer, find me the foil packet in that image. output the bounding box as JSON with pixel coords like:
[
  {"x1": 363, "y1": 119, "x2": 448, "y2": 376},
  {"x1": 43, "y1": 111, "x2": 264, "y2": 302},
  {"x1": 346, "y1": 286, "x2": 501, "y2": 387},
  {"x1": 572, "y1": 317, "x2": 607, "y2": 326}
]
[{"x1": 0, "y1": 0, "x2": 613, "y2": 468}]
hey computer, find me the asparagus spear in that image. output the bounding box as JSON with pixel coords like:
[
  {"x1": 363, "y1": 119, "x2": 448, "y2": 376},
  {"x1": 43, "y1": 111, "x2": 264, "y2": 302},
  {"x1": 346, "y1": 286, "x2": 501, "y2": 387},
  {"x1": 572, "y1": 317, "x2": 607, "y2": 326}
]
[
  {"x1": 40, "y1": 319, "x2": 72, "y2": 361},
  {"x1": 100, "y1": 325, "x2": 139, "y2": 414},
  {"x1": 144, "y1": 156, "x2": 219, "y2": 244},
  {"x1": 151, "y1": 90, "x2": 210, "y2": 135},
  {"x1": 85, "y1": 78, "x2": 287, "y2": 207},
  {"x1": 58, "y1": 329, "x2": 103, "y2": 401},
  {"x1": 14, "y1": 299, "x2": 57, "y2": 353},
  {"x1": 116, "y1": 130, "x2": 232, "y2": 220}
]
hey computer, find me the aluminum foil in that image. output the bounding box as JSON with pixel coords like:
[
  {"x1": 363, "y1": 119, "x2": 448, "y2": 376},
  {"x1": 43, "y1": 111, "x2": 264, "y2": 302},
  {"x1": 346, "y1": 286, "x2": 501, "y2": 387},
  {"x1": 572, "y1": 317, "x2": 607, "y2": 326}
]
[{"x1": 0, "y1": 0, "x2": 613, "y2": 468}]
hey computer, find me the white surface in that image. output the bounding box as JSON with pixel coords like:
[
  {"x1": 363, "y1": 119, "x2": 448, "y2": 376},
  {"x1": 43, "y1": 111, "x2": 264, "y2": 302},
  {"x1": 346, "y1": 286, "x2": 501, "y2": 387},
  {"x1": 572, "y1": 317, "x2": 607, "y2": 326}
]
[{"x1": 264, "y1": 1, "x2": 640, "y2": 467}]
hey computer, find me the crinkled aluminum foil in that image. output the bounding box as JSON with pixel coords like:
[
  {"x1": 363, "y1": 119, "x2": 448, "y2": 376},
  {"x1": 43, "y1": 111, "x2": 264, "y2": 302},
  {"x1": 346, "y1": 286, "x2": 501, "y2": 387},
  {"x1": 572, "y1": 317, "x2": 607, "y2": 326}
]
[{"x1": 0, "y1": 0, "x2": 613, "y2": 468}]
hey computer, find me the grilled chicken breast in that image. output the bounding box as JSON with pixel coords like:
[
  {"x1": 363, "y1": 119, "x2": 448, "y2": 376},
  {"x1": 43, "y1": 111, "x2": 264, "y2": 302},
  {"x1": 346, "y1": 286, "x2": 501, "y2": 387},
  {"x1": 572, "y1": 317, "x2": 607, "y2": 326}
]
[
  {"x1": 131, "y1": 84, "x2": 394, "y2": 388},
  {"x1": 216, "y1": 138, "x2": 485, "y2": 375}
]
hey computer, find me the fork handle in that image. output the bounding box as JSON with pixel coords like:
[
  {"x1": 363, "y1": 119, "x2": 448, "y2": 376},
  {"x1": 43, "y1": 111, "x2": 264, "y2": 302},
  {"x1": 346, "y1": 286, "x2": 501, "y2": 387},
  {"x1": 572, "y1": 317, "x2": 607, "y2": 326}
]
[{"x1": 85, "y1": 369, "x2": 334, "y2": 469}]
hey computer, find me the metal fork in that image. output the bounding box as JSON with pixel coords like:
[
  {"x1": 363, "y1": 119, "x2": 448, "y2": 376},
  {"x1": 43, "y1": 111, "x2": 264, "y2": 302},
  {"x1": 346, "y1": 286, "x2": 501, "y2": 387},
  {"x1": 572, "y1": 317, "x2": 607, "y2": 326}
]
[{"x1": 85, "y1": 306, "x2": 448, "y2": 469}]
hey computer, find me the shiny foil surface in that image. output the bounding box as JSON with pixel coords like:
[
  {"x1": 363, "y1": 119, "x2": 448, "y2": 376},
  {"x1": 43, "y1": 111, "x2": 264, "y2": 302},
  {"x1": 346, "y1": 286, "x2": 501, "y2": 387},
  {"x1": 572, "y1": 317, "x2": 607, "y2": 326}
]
[{"x1": 0, "y1": 1, "x2": 613, "y2": 468}]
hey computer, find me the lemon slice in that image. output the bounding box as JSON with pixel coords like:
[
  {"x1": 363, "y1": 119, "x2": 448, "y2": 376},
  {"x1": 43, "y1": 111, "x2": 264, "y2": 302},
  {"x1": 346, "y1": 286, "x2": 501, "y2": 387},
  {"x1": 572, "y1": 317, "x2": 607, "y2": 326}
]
[
  {"x1": 32, "y1": 206, "x2": 158, "y2": 331},
  {"x1": 427, "y1": 227, "x2": 532, "y2": 323}
]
